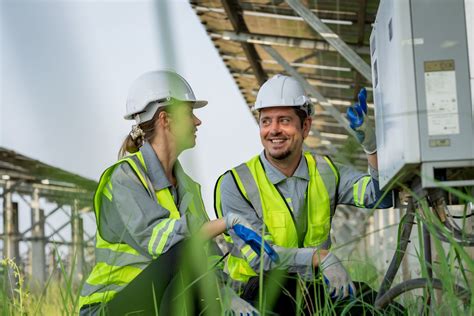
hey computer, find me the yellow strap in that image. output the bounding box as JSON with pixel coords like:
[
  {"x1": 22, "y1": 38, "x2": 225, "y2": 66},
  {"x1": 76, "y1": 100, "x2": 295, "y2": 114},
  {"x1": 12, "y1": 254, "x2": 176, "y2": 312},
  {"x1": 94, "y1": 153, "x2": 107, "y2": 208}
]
[
  {"x1": 156, "y1": 189, "x2": 180, "y2": 219},
  {"x1": 79, "y1": 290, "x2": 117, "y2": 306},
  {"x1": 323, "y1": 155, "x2": 339, "y2": 184},
  {"x1": 86, "y1": 262, "x2": 142, "y2": 286},
  {"x1": 230, "y1": 169, "x2": 249, "y2": 200},
  {"x1": 102, "y1": 187, "x2": 112, "y2": 201},
  {"x1": 214, "y1": 174, "x2": 225, "y2": 218},
  {"x1": 154, "y1": 220, "x2": 177, "y2": 255},
  {"x1": 95, "y1": 234, "x2": 140, "y2": 256},
  {"x1": 148, "y1": 218, "x2": 174, "y2": 256}
]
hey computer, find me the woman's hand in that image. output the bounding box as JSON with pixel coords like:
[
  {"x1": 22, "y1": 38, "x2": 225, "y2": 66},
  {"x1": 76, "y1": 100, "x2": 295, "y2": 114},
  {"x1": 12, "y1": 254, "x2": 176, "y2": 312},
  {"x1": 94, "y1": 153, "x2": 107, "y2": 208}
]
[
  {"x1": 198, "y1": 218, "x2": 226, "y2": 240},
  {"x1": 196, "y1": 213, "x2": 254, "y2": 240}
]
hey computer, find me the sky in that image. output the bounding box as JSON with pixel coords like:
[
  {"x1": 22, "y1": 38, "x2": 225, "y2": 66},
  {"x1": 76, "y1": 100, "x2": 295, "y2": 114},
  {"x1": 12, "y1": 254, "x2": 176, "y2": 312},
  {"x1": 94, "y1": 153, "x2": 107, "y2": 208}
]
[{"x1": 0, "y1": 0, "x2": 263, "y2": 221}]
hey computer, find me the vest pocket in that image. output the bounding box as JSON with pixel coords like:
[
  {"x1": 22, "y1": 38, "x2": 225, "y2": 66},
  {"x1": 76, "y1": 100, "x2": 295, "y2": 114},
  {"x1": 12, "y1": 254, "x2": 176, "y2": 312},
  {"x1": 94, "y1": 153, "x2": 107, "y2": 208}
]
[
  {"x1": 268, "y1": 212, "x2": 287, "y2": 228},
  {"x1": 307, "y1": 217, "x2": 330, "y2": 246}
]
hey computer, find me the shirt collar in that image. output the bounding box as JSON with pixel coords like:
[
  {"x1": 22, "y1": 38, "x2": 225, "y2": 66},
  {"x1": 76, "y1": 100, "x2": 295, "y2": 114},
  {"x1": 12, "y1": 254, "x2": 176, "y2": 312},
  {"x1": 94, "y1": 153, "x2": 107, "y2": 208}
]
[
  {"x1": 259, "y1": 151, "x2": 310, "y2": 184},
  {"x1": 139, "y1": 142, "x2": 172, "y2": 190}
]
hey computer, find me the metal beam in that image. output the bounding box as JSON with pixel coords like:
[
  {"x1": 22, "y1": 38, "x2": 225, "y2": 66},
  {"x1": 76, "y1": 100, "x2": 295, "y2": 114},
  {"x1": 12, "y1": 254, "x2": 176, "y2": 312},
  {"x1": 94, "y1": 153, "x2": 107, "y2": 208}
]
[
  {"x1": 2, "y1": 183, "x2": 19, "y2": 299},
  {"x1": 29, "y1": 188, "x2": 46, "y2": 293},
  {"x1": 285, "y1": 0, "x2": 372, "y2": 82},
  {"x1": 262, "y1": 45, "x2": 358, "y2": 139},
  {"x1": 20, "y1": 204, "x2": 64, "y2": 236},
  {"x1": 353, "y1": 0, "x2": 368, "y2": 100},
  {"x1": 220, "y1": 0, "x2": 267, "y2": 85},
  {"x1": 222, "y1": 53, "x2": 352, "y2": 72},
  {"x1": 3, "y1": 182, "x2": 20, "y2": 265},
  {"x1": 213, "y1": 31, "x2": 370, "y2": 55},
  {"x1": 231, "y1": 71, "x2": 353, "y2": 89},
  {"x1": 71, "y1": 200, "x2": 84, "y2": 284},
  {"x1": 46, "y1": 220, "x2": 70, "y2": 240},
  {"x1": 194, "y1": 5, "x2": 353, "y2": 25},
  {"x1": 192, "y1": 2, "x2": 376, "y2": 25}
]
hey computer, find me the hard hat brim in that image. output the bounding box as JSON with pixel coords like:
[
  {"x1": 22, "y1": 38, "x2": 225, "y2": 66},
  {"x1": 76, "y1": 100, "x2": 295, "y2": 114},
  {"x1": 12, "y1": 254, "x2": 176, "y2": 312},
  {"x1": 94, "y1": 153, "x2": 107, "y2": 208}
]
[
  {"x1": 191, "y1": 100, "x2": 208, "y2": 109},
  {"x1": 124, "y1": 99, "x2": 208, "y2": 120}
]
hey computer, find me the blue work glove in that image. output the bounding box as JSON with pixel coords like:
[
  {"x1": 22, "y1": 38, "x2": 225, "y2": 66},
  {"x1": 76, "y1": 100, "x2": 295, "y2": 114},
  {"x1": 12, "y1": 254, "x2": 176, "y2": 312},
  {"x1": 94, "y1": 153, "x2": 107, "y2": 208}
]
[
  {"x1": 319, "y1": 252, "x2": 356, "y2": 300},
  {"x1": 346, "y1": 88, "x2": 377, "y2": 154},
  {"x1": 233, "y1": 224, "x2": 280, "y2": 264}
]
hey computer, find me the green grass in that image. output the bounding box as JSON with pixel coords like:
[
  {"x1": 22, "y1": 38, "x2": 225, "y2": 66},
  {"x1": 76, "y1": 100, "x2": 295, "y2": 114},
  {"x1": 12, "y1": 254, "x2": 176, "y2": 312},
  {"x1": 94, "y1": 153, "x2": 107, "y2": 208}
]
[{"x1": 1, "y1": 186, "x2": 473, "y2": 315}]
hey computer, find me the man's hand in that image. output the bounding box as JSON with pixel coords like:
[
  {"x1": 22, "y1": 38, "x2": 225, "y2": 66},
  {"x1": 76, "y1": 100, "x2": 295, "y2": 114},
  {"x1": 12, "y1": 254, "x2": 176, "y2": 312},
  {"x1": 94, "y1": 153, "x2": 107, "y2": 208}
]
[
  {"x1": 346, "y1": 88, "x2": 376, "y2": 154},
  {"x1": 319, "y1": 252, "x2": 356, "y2": 300},
  {"x1": 312, "y1": 249, "x2": 329, "y2": 268}
]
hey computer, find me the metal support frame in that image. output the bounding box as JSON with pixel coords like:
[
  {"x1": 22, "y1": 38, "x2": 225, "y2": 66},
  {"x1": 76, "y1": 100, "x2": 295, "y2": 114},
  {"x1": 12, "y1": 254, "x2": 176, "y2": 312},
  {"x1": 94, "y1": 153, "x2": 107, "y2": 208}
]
[
  {"x1": 222, "y1": 53, "x2": 352, "y2": 72},
  {"x1": 220, "y1": 0, "x2": 267, "y2": 85},
  {"x1": 2, "y1": 181, "x2": 20, "y2": 298},
  {"x1": 353, "y1": 0, "x2": 368, "y2": 100},
  {"x1": 71, "y1": 200, "x2": 84, "y2": 284},
  {"x1": 20, "y1": 203, "x2": 64, "y2": 236},
  {"x1": 2, "y1": 181, "x2": 20, "y2": 265},
  {"x1": 262, "y1": 44, "x2": 358, "y2": 140},
  {"x1": 231, "y1": 71, "x2": 353, "y2": 89},
  {"x1": 46, "y1": 220, "x2": 70, "y2": 241},
  {"x1": 285, "y1": 0, "x2": 372, "y2": 82},
  {"x1": 213, "y1": 31, "x2": 370, "y2": 55},
  {"x1": 29, "y1": 188, "x2": 46, "y2": 292}
]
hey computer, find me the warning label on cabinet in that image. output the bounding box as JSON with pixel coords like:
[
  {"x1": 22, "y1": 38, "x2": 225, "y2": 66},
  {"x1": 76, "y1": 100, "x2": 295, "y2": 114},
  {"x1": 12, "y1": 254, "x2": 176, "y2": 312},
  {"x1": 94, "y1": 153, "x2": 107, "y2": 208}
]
[{"x1": 424, "y1": 60, "x2": 460, "y2": 136}]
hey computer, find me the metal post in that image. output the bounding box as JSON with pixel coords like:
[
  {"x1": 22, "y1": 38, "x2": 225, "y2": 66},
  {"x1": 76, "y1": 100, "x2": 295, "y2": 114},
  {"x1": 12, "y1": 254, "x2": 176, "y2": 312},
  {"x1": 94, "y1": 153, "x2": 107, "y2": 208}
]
[
  {"x1": 3, "y1": 181, "x2": 20, "y2": 263},
  {"x1": 2, "y1": 181, "x2": 20, "y2": 297},
  {"x1": 71, "y1": 200, "x2": 84, "y2": 284},
  {"x1": 29, "y1": 188, "x2": 46, "y2": 293}
]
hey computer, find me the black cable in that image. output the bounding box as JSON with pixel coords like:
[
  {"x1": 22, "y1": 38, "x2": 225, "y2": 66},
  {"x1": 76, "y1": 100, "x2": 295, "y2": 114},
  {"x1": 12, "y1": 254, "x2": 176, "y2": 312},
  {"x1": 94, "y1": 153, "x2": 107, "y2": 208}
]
[{"x1": 375, "y1": 278, "x2": 470, "y2": 309}]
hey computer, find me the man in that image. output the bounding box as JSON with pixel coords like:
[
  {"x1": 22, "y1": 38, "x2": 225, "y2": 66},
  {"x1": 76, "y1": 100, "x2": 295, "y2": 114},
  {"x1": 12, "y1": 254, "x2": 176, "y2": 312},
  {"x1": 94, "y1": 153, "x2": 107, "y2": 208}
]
[{"x1": 214, "y1": 74, "x2": 393, "y2": 314}]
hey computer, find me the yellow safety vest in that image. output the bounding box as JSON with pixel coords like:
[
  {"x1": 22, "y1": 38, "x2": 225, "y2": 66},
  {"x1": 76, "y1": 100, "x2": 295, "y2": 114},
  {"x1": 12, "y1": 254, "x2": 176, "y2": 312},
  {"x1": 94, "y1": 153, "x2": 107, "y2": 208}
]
[
  {"x1": 215, "y1": 152, "x2": 339, "y2": 282},
  {"x1": 79, "y1": 151, "x2": 207, "y2": 307}
]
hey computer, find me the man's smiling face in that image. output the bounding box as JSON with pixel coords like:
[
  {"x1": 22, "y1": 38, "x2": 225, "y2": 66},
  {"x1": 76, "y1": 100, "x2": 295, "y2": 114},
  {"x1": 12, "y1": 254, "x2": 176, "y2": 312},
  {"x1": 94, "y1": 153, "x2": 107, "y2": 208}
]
[{"x1": 259, "y1": 106, "x2": 311, "y2": 162}]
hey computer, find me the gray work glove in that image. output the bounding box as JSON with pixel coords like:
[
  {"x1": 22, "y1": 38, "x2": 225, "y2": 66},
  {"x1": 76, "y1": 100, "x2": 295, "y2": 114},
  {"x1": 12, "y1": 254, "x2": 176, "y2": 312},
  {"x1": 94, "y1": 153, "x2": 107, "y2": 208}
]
[
  {"x1": 319, "y1": 252, "x2": 356, "y2": 300},
  {"x1": 221, "y1": 286, "x2": 259, "y2": 316},
  {"x1": 224, "y1": 212, "x2": 252, "y2": 231},
  {"x1": 346, "y1": 88, "x2": 377, "y2": 154}
]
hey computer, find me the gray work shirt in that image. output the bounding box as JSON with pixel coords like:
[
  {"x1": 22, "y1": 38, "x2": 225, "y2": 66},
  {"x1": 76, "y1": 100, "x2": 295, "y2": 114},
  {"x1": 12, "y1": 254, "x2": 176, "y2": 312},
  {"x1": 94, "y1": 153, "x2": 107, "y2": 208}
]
[
  {"x1": 219, "y1": 150, "x2": 390, "y2": 280},
  {"x1": 81, "y1": 142, "x2": 199, "y2": 315},
  {"x1": 99, "y1": 141, "x2": 194, "y2": 259}
]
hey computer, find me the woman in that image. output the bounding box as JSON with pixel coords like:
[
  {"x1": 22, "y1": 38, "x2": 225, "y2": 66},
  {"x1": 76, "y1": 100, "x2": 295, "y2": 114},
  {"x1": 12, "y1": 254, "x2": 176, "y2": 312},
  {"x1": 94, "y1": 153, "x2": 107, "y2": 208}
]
[{"x1": 78, "y1": 70, "x2": 252, "y2": 315}]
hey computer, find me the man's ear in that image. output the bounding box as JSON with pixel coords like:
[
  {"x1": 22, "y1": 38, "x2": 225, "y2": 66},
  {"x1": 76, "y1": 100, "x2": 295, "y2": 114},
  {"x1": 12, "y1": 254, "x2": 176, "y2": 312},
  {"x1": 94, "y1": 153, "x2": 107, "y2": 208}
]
[{"x1": 302, "y1": 116, "x2": 313, "y2": 139}]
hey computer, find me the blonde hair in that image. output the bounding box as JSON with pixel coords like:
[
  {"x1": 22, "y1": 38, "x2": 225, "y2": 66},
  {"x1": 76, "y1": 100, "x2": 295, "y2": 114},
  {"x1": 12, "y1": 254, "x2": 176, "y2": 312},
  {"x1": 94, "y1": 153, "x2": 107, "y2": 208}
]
[{"x1": 118, "y1": 105, "x2": 167, "y2": 158}]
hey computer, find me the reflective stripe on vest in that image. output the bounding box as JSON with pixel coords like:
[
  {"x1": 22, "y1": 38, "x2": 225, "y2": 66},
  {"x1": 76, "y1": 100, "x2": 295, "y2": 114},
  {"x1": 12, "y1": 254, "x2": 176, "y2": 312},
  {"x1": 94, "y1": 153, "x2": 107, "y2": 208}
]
[
  {"x1": 215, "y1": 152, "x2": 338, "y2": 282},
  {"x1": 80, "y1": 151, "x2": 206, "y2": 307}
]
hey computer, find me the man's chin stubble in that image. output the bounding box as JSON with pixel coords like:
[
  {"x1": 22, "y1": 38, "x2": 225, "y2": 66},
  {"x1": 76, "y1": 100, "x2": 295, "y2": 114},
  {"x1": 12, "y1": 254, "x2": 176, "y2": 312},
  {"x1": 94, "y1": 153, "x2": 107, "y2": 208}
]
[{"x1": 269, "y1": 150, "x2": 292, "y2": 161}]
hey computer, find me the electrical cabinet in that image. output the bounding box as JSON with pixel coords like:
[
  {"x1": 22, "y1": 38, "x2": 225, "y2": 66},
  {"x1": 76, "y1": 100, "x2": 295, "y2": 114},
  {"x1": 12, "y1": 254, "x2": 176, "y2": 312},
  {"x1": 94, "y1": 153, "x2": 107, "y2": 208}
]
[{"x1": 370, "y1": 0, "x2": 474, "y2": 189}]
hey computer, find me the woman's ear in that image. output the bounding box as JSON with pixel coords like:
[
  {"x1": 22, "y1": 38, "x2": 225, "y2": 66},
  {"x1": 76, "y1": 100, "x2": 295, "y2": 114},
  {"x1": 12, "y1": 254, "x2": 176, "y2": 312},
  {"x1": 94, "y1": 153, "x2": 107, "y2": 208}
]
[{"x1": 157, "y1": 110, "x2": 171, "y2": 129}]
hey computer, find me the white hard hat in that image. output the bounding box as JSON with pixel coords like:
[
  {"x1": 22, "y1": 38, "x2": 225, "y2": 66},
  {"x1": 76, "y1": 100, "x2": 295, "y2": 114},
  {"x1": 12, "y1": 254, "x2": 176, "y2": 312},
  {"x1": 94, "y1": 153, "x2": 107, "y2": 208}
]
[
  {"x1": 124, "y1": 70, "x2": 207, "y2": 123},
  {"x1": 254, "y1": 74, "x2": 312, "y2": 115}
]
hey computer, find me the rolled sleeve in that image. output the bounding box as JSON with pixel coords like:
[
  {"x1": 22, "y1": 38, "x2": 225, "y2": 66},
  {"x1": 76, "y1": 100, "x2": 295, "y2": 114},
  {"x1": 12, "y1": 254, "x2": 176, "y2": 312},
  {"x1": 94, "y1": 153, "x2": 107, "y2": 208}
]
[{"x1": 336, "y1": 163, "x2": 393, "y2": 209}]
